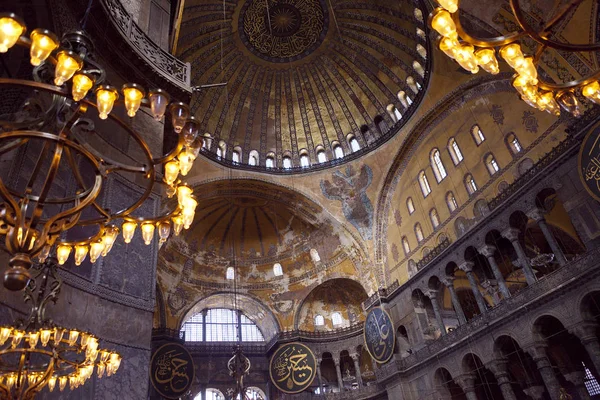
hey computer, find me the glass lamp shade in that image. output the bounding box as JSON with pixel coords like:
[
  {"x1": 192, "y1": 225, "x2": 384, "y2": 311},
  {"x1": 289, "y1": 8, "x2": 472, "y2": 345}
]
[
  {"x1": 0, "y1": 14, "x2": 26, "y2": 53},
  {"x1": 74, "y1": 245, "x2": 88, "y2": 266},
  {"x1": 121, "y1": 221, "x2": 137, "y2": 244},
  {"x1": 582, "y1": 81, "x2": 600, "y2": 104},
  {"x1": 29, "y1": 29, "x2": 58, "y2": 66},
  {"x1": 431, "y1": 9, "x2": 456, "y2": 38},
  {"x1": 172, "y1": 215, "x2": 184, "y2": 236},
  {"x1": 439, "y1": 36, "x2": 459, "y2": 59},
  {"x1": 513, "y1": 56, "x2": 537, "y2": 84},
  {"x1": 169, "y1": 102, "x2": 190, "y2": 133},
  {"x1": 556, "y1": 91, "x2": 582, "y2": 117},
  {"x1": 89, "y1": 240, "x2": 105, "y2": 263},
  {"x1": 164, "y1": 160, "x2": 180, "y2": 185},
  {"x1": 182, "y1": 117, "x2": 200, "y2": 145},
  {"x1": 436, "y1": 0, "x2": 458, "y2": 13},
  {"x1": 95, "y1": 86, "x2": 119, "y2": 120},
  {"x1": 177, "y1": 150, "x2": 194, "y2": 176},
  {"x1": 141, "y1": 223, "x2": 155, "y2": 245},
  {"x1": 148, "y1": 89, "x2": 170, "y2": 121},
  {"x1": 499, "y1": 43, "x2": 524, "y2": 68},
  {"x1": 101, "y1": 225, "x2": 119, "y2": 256},
  {"x1": 188, "y1": 138, "x2": 202, "y2": 159},
  {"x1": 537, "y1": 92, "x2": 560, "y2": 115},
  {"x1": 158, "y1": 221, "x2": 171, "y2": 242},
  {"x1": 454, "y1": 43, "x2": 479, "y2": 73},
  {"x1": 177, "y1": 185, "x2": 193, "y2": 207},
  {"x1": 56, "y1": 244, "x2": 72, "y2": 265},
  {"x1": 122, "y1": 83, "x2": 145, "y2": 117},
  {"x1": 54, "y1": 50, "x2": 83, "y2": 86},
  {"x1": 72, "y1": 72, "x2": 95, "y2": 102},
  {"x1": 475, "y1": 48, "x2": 499, "y2": 74}
]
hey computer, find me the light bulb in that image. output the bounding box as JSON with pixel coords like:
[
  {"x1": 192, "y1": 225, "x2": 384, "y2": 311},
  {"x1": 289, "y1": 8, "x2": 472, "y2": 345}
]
[
  {"x1": 53, "y1": 328, "x2": 65, "y2": 345},
  {"x1": 513, "y1": 56, "x2": 537, "y2": 84},
  {"x1": 122, "y1": 83, "x2": 145, "y2": 117},
  {"x1": 538, "y1": 92, "x2": 561, "y2": 116},
  {"x1": 54, "y1": 50, "x2": 83, "y2": 86},
  {"x1": 172, "y1": 215, "x2": 184, "y2": 236},
  {"x1": 97, "y1": 363, "x2": 106, "y2": 378},
  {"x1": 6, "y1": 374, "x2": 16, "y2": 390},
  {"x1": 499, "y1": 43, "x2": 524, "y2": 68},
  {"x1": 95, "y1": 85, "x2": 119, "y2": 120},
  {"x1": 439, "y1": 36, "x2": 459, "y2": 59},
  {"x1": 474, "y1": 48, "x2": 499, "y2": 74},
  {"x1": 431, "y1": 9, "x2": 456, "y2": 38},
  {"x1": 141, "y1": 222, "x2": 155, "y2": 245},
  {"x1": 556, "y1": 91, "x2": 582, "y2": 117},
  {"x1": 166, "y1": 184, "x2": 176, "y2": 198},
  {"x1": 181, "y1": 196, "x2": 198, "y2": 212},
  {"x1": 37, "y1": 244, "x2": 51, "y2": 263},
  {"x1": 11, "y1": 330, "x2": 24, "y2": 348},
  {"x1": 101, "y1": 225, "x2": 119, "y2": 256},
  {"x1": 177, "y1": 150, "x2": 194, "y2": 176},
  {"x1": 110, "y1": 353, "x2": 122, "y2": 372},
  {"x1": 436, "y1": 0, "x2": 458, "y2": 13},
  {"x1": 48, "y1": 375, "x2": 57, "y2": 392},
  {"x1": 89, "y1": 240, "x2": 104, "y2": 263},
  {"x1": 28, "y1": 331, "x2": 39, "y2": 348},
  {"x1": 164, "y1": 160, "x2": 180, "y2": 185},
  {"x1": 0, "y1": 327, "x2": 11, "y2": 345},
  {"x1": 74, "y1": 244, "x2": 88, "y2": 266},
  {"x1": 582, "y1": 81, "x2": 600, "y2": 105},
  {"x1": 29, "y1": 29, "x2": 58, "y2": 66},
  {"x1": 182, "y1": 117, "x2": 199, "y2": 145},
  {"x1": 169, "y1": 102, "x2": 190, "y2": 133},
  {"x1": 68, "y1": 330, "x2": 79, "y2": 346},
  {"x1": 40, "y1": 329, "x2": 52, "y2": 346},
  {"x1": 59, "y1": 376, "x2": 67, "y2": 391},
  {"x1": 454, "y1": 43, "x2": 479, "y2": 73},
  {"x1": 56, "y1": 244, "x2": 72, "y2": 265},
  {"x1": 177, "y1": 185, "x2": 193, "y2": 207},
  {"x1": 158, "y1": 221, "x2": 171, "y2": 242},
  {"x1": 122, "y1": 221, "x2": 137, "y2": 244},
  {"x1": 0, "y1": 14, "x2": 26, "y2": 53},
  {"x1": 182, "y1": 208, "x2": 195, "y2": 230},
  {"x1": 148, "y1": 89, "x2": 170, "y2": 121},
  {"x1": 71, "y1": 72, "x2": 94, "y2": 102}
]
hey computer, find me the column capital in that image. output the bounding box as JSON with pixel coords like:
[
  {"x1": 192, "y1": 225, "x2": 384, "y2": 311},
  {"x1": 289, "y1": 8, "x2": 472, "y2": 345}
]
[
  {"x1": 527, "y1": 208, "x2": 546, "y2": 222},
  {"x1": 333, "y1": 357, "x2": 340, "y2": 366},
  {"x1": 571, "y1": 321, "x2": 599, "y2": 342},
  {"x1": 528, "y1": 340, "x2": 551, "y2": 361},
  {"x1": 458, "y1": 261, "x2": 475, "y2": 273},
  {"x1": 425, "y1": 289, "x2": 439, "y2": 300},
  {"x1": 501, "y1": 227, "x2": 521, "y2": 242},
  {"x1": 563, "y1": 370, "x2": 585, "y2": 386},
  {"x1": 478, "y1": 244, "x2": 497, "y2": 258},
  {"x1": 523, "y1": 385, "x2": 546, "y2": 400},
  {"x1": 441, "y1": 277, "x2": 455, "y2": 287},
  {"x1": 454, "y1": 374, "x2": 476, "y2": 393},
  {"x1": 350, "y1": 353, "x2": 360, "y2": 361},
  {"x1": 488, "y1": 358, "x2": 509, "y2": 375}
]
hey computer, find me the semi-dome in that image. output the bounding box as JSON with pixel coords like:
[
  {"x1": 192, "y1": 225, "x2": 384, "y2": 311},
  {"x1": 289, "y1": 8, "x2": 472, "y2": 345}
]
[{"x1": 177, "y1": 0, "x2": 431, "y2": 172}]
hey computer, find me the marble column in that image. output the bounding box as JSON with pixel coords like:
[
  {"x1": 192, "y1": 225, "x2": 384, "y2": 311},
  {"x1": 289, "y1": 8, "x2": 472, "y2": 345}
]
[
  {"x1": 334, "y1": 357, "x2": 344, "y2": 392},
  {"x1": 502, "y1": 227, "x2": 537, "y2": 285},
  {"x1": 563, "y1": 370, "x2": 591, "y2": 400},
  {"x1": 489, "y1": 359, "x2": 517, "y2": 400},
  {"x1": 316, "y1": 358, "x2": 324, "y2": 394},
  {"x1": 442, "y1": 277, "x2": 467, "y2": 325},
  {"x1": 572, "y1": 322, "x2": 600, "y2": 375},
  {"x1": 528, "y1": 208, "x2": 568, "y2": 267},
  {"x1": 426, "y1": 290, "x2": 446, "y2": 336},
  {"x1": 350, "y1": 353, "x2": 363, "y2": 388},
  {"x1": 530, "y1": 342, "x2": 561, "y2": 400},
  {"x1": 478, "y1": 245, "x2": 511, "y2": 299},
  {"x1": 459, "y1": 262, "x2": 488, "y2": 315},
  {"x1": 455, "y1": 374, "x2": 479, "y2": 400}
]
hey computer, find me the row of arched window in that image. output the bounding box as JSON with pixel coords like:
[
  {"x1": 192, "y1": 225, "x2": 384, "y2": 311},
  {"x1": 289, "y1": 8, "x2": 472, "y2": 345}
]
[
  {"x1": 402, "y1": 130, "x2": 525, "y2": 254},
  {"x1": 315, "y1": 312, "x2": 343, "y2": 327},
  {"x1": 226, "y1": 263, "x2": 284, "y2": 280}
]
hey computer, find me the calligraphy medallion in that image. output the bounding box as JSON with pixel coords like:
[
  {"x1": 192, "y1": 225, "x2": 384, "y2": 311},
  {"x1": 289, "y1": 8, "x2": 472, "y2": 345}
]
[
  {"x1": 150, "y1": 342, "x2": 195, "y2": 399},
  {"x1": 269, "y1": 342, "x2": 317, "y2": 393},
  {"x1": 364, "y1": 307, "x2": 395, "y2": 364},
  {"x1": 579, "y1": 125, "x2": 600, "y2": 202},
  {"x1": 239, "y1": 0, "x2": 328, "y2": 62}
]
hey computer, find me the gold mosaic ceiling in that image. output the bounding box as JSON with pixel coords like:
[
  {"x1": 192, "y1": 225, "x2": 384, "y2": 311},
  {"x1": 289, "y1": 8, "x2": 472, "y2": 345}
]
[{"x1": 177, "y1": 0, "x2": 430, "y2": 171}]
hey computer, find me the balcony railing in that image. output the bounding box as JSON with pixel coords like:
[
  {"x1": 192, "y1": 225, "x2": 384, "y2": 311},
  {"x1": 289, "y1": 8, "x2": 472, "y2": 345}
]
[
  {"x1": 320, "y1": 384, "x2": 386, "y2": 399},
  {"x1": 416, "y1": 237, "x2": 451, "y2": 270}
]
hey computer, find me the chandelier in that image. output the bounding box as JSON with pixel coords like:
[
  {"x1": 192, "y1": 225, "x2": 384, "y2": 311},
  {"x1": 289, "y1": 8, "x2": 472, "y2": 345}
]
[
  {"x1": 0, "y1": 257, "x2": 121, "y2": 399},
  {"x1": 429, "y1": 0, "x2": 600, "y2": 116},
  {"x1": 0, "y1": 13, "x2": 200, "y2": 291},
  {"x1": 227, "y1": 344, "x2": 251, "y2": 400}
]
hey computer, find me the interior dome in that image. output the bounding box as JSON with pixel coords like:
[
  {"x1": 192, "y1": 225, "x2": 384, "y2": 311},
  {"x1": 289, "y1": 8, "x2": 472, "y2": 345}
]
[{"x1": 177, "y1": 0, "x2": 431, "y2": 172}]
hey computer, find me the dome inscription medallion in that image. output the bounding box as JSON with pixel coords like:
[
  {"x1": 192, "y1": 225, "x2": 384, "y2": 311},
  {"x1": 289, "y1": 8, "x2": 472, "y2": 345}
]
[{"x1": 240, "y1": 0, "x2": 328, "y2": 62}]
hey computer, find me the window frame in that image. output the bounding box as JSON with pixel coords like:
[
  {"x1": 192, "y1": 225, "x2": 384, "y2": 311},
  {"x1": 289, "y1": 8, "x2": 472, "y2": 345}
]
[
  {"x1": 447, "y1": 191, "x2": 458, "y2": 212},
  {"x1": 407, "y1": 197, "x2": 415, "y2": 215},
  {"x1": 402, "y1": 236, "x2": 411, "y2": 255},
  {"x1": 430, "y1": 148, "x2": 447, "y2": 182},
  {"x1": 448, "y1": 138, "x2": 464, "y2": 165},
  {"x1": 415, "y1": 223, "x2": 424, "y2": 242},
  {"x1": 471, "y1": 125, "x2": 485, "y2": 146},
  {"x1": 465, "y1": 174, "x2": 477, "y2": 195},
  {"x1": 418, "y1": 171, "x2": 432, "y2": 197},
  {"x1": 485, "y1": 153, "x2": 500, "y2": 175},
  {"x1": 430, "y1": 208, "x2": 440, "y2": 229}
]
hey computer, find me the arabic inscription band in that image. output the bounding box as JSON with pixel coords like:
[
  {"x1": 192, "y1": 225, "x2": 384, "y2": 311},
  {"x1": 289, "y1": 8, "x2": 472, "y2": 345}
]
[
  {"x1": 364, "y1": 306, "x2": 395, "y2": 364},
  {"x1": 578, "y1": 124, "x2": 600, "y2": 203},
  {"x1": 269, "y1": 342, "x2": 317, "y2": 394},
  {"x1": 150, "y1": 342, "x2": 195, "y2": 399}
]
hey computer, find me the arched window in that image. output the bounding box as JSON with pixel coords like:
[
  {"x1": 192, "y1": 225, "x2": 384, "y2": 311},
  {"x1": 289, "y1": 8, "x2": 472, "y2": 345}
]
[
  {"x1": 317, "y1": 149, "x2": 327, "y2": 163},
  {"x1": 282, "y1": 156, "x2": 292, "y2": 169},
  {"x1": 226, "y1": 267, "x2": 235, "y2": 280},
  {"x1": 406, "y1": 77, "x2": 419, "y2": 94},
  {"x1": 430, "y1": 209, "x2": 440, "y2": 229},
  {"x1": 402, "y1": 236, "x2": 410, "y2": 255},
  {"x1": 430, "y1": 149, "x2": 447, "y2": 182},
  {"x1": 407, "y1": 260, "x2": 417, "y2": 278},
  {"x1": 506, "y1": 133, "x2": 522, "y2": 155},
  {"x1": 349, "y1": 136, "x2": 360, "y2": 152},
  {"x1": 300, "y1": 153, "x2": 310, "y2": 167},
  {"x1": 416, "y1": 28, "x2": 426, "y2": 40},
  {"x1": 415, "y1": 223, "x2": 424, "y2": 242},
  {"x1": 232, "y1": 149, "x2": 240, "y2": 163},
  {"x1": 181, "y1": 309, "x2": 265, "y2": 342},
  {"x1": 418, "y1": 171, "x2": 432, "y2": 197},
  {"x1": 310, "y1": 248, "x2": 320, "y2": 263},
  {"x1": 465, "y1": 174, "x2": 477, "y2": 195},
  {"x1": 315, "y1": 314, "x2": 325, "y2": 326},
  {"x1": 448, "y1": 138, "x2": 464, "y2": 165},
  {"x1": 202, "y1": 388, "x2": 225, "y2": 400},
  {"x1": 332, "y1": 312, "x2": 342, "y2": 326},
  {"x1": 217, "y1": 141, "x2": 227, "y2": 158},
  {"x1": 416, "y1": 44, "x2": 427, "y2": 59},
  {"x1": 407, "y1": 197, "x2": 415, "y2": 215},
  {"x1": 414, "y1": 8, "x2": 423, "y2": 22},
  {"x1": 266, "y1": 156, "x2": 275, "y2": 168},
  {"x1": 485, "y1": 153, "x2": 500, "y2": 175},
  {"x1": 471, "y1": 125, "x2": 485, "y2": 145},
  {"x1": 412, "y1": 61, "x2": 425, "y2": 78},
  {"x1": 387, "y1": 104, "x2": 402, "y2": 122},
  {"x1": 248, "y1": 150, "x2": 259, "y2": 166},
  {"x1": 447, "y1": 191, "x2": 458, "y2": 212},
  {"x1": 273, "y1": 263, "x2": 283, "y2": 276},
  {"x1": 333, "y1": 144, "x2": 344, "y2": 159}
]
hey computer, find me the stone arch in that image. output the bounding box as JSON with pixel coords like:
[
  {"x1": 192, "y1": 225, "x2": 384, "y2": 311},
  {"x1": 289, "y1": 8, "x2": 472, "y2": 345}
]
[
  {"x1": 580, "y1": 291, "x2": 600, "y2": 322},
  {"x1": 433, "y1": 367, "x2": 466, "y2": 399}
]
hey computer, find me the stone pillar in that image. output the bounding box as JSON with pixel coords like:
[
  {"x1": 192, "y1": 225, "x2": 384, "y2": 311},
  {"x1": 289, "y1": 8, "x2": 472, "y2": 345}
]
[
  {"x1": 455, "y1": 374, "x2": 479, "y2": 400},
  {"x1": 489, "y1": 359, "x2": 517, "y2": 400},
  {"x1": 502, "y1": 227, "x2": 537, "y2": 285},
  {"x1": 572, "y1": 322, "x2": 600, "y2": 375},
  {"x1": 350, "y1": 353, "x2": 363, "y2": 388},
  {"x1": 563, "y1": 370, "x2": 591, "y2": 400},
  {"x1": 316, "y1": 358, "x2": 324, "y2": 395},
  {"x1": 459, "y1": 262, "x2": 488, "y2": 314},
  {"x1": 426, "y1": 290, "x2": 446, "y2": 336},
  {"x1": 478, "y1": 245, "x2": 511, "y2": 299},
  {"x1": 442, "y1": 277, "x2": 467, "y2": 325},
  {"x1": 523, "y1": 385, "x2": 546, "y2": 400},
  {"x1": 528, "y1": 208, "x2": 568, "y2": 267},
  {"x1": 530, "y1": 342, "x2": 561, "y2": 400},
  {"x1": 334, "y1": 357, "x2": 344, "y2": 392}
]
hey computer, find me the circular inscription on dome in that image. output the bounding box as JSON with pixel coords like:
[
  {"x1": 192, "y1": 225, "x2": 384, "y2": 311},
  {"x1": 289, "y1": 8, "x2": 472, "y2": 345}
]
[{"x1": 240, "y1": 0, "x2": 328, "y2": 62}]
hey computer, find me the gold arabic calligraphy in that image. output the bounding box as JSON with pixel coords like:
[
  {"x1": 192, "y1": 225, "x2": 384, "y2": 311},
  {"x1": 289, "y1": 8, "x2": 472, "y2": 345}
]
[
  {"x1": 154, "y1": 349, "x2": 191, "y2": 394},
  {"x1": 366, "y1": 309, "x2": 392, "y2": 360},
  {"x1": 272, "y1": 345, "x2": 315, "y2": 391}
]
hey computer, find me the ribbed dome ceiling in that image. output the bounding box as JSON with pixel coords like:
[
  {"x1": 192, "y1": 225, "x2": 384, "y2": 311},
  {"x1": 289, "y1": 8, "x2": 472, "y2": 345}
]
[{"x1": 177, "y1": 0, "x2": 430, "y2": 172}]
